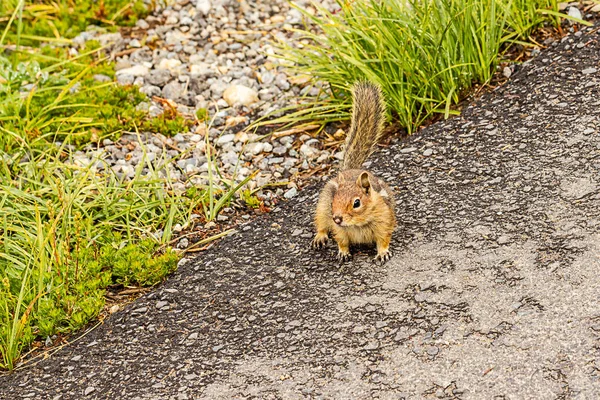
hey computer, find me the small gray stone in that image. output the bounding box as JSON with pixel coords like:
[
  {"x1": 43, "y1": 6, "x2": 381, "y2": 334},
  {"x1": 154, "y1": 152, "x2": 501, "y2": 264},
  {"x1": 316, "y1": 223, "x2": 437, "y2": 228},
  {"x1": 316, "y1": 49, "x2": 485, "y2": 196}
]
[
  {"x1": 146, "y1": 69, "x2": 172, "y2": 86},
  {"x1": 582, "y1": 67, "x2": 597, "y2": 75},
  {"x1": 84, "y1": 387, "x2": 95, "y2": 396},
  {"x1": 423, "y1": 149, "x2": 433, "y2": 157},
  {"x1": 261, "y1": 72, "x2": 275, "y2": 85},
  {"x1": 136, "y1": 19, "x2": 150, "y2": 29},
  {"x1": 156, "y1": 301, "x2": 169, "y2": 310},
  {"x1": 394, "y1": 331, "x2": 409, "y2": 342},
  {"x1": 178, "y1": 238, "x2": 189, "y2": 249},
  {"x1": 567, "y1": 6, "x2": 582, "y2": 20},
  {"x1": 217, "y1": 134, "x2": 235, "y2": 144},
  {"x1": 162, "y1": 81, "x2": 183, "y2": 100},
  {"x1": 244, "y1": 142, "x2": 265, "y2": 155},
  {"x1": 93, "y1": 74, "x2": 112, "y2": 82},
  {"x1": 262, "y1": 143, "x2": 273, "y2": 153},
  {"x1": 299, "y1": 144, "x2": 316, "y2": 158},
  {"x1": 284, "y1": 187, "x2": 298, "y2": 199},
  {"x1": 115, "y1": 65, "x2": 148, "y2": 77},
  {"x1": 210, "y1": 80, "x2": 228, "y2": 97},
  {"x1": 273, "y1": 146, "x2": 287, "y2": 156},
  {"x1": 117, "y1": 74, "x2": 134, "y2": 85},
  {"x1": 212, "y1": 344, "x2": 224, "y2": 353},
  {"x1": 140, "y1": 85, "x2": 162, "y2": 97},
  {"x1": 177, "y1": 158, "x2": 198, "y2": 169},
  {"x1": 375, "y1": 321, "x2": 388, "y2": 329}
]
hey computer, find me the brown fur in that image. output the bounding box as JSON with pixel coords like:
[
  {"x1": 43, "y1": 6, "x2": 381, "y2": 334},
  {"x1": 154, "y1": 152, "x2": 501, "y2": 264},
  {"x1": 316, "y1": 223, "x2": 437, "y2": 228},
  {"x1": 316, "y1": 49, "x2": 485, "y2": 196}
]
[{"x1": 312, "y1": 81, "x2": 396, "y2": 263}]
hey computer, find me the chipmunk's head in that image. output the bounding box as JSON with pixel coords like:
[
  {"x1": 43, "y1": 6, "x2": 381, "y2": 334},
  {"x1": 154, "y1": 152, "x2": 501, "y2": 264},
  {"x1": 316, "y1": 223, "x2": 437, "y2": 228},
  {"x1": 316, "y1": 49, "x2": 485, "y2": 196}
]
[{"x1": 331, "y1": 171, "x2": 375, "y2": 227}]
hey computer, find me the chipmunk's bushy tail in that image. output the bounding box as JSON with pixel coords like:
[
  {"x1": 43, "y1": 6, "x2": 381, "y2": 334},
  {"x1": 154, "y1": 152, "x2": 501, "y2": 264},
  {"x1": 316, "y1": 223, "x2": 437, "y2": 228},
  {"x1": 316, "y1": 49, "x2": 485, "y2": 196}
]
[{"x1": 341, "y1": 81, "x2": 386, "y2": 170}]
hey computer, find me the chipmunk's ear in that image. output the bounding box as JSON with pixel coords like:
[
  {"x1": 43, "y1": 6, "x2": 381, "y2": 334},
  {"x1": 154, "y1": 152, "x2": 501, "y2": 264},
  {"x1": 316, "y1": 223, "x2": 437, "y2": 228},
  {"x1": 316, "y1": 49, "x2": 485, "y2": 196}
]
[{"x1": 357, "y1": 172, "x2": 370, "y2": 194}]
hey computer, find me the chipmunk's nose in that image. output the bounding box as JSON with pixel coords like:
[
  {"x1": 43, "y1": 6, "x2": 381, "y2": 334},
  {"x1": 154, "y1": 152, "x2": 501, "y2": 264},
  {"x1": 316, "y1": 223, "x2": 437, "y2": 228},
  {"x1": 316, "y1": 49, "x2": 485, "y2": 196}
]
[{"x1": 333, "y1": 215, "x2": 343, "y2": 225}]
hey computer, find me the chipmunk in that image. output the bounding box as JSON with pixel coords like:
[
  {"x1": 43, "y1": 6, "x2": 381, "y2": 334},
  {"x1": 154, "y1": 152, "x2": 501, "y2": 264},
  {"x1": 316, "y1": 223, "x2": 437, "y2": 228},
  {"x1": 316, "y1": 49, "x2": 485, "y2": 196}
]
[{"x1": 312, "y1": 81, "x2": 396, "y2": 263}]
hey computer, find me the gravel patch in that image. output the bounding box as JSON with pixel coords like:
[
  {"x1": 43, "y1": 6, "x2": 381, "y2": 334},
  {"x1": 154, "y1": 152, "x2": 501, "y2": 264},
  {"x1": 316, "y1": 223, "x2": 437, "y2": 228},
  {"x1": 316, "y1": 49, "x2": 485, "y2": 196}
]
[{"x1": 62, "y1": 0, "x2": 344, "y2": 238}]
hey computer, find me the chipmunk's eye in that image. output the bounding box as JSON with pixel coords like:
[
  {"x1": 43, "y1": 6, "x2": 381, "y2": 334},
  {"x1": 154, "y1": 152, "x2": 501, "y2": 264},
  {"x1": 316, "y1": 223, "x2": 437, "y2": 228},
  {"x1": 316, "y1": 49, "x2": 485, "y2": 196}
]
[{"x1": 353, "y1": 198, "x2": 361, "y2": 208}]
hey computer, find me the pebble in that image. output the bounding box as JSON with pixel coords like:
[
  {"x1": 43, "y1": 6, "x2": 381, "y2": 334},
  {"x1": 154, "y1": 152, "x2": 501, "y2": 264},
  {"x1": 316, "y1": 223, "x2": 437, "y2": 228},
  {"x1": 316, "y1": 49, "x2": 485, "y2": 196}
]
[
  {"x1": 582, "y1": 67, "x2": 597, "y2": 75},
  {"x1": 162, "y1": 81, "x2": 184, "y2": 100},
  {"x1": 196, "y1": 0, "x2": 211, "y2": 15},
  {"x1": 84, "y1": 387, "x2": 95, "y2": 396},
  {"x1": 156, "y1": 301, "x2": 169, "y2": 310},
  {"x1": 427, "y1": 346, "x2": 439, "y2": 356},
  {"x1": 223, "y1": 85, "x2": 259, "y2": 106},
  {"x1": 217, "y1": 134, "x2": 235, "y2": 145},
  {"x1": 93, "y1": 74, "x2": 112, "y2": 82},
  {"x1": 178, "y1": 238, "x2": 189, "y2": 249},
  {"x1": 58, "y1": 0, "x2": 345, "y2": 224},
  {"x1": 567, "y1": 6, "x2": 583, "y2": 20},
  {"x1": 273, "y1": 146, "x2": 287, "y2": 156},
  {"x1": 136, "y1": 19, "x2": 150, "y2": 30},
  {"x1": 158, "y1": 58, "x2": 182, "y2": 72},
  {"x1": 284, "y1": 187, "x2": 298, "y2": 199},
  {"x1": 147, "y1": 69, "x2": 171, "y2": 86},
  {"x1": 115, "y1": 65, "x2": 149, "y2": 77}
]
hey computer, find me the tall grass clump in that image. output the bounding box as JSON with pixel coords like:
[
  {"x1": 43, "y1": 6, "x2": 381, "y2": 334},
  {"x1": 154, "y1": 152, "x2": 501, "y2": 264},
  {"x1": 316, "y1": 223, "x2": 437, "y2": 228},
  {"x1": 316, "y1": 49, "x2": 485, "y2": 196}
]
[{"x1": 273, "y1": 0, "x2": 575, "y2": 133}]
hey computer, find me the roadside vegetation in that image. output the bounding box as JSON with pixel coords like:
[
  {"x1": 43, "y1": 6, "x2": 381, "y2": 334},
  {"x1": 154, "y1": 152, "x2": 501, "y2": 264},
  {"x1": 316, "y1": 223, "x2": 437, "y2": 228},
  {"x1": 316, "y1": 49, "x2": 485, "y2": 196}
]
[
  {"x1": 267, "y1": 0, "x2": 588, "y2": 133},
  {"x1": 0, "y1": 0, "x2": 247, "y2": 371}
]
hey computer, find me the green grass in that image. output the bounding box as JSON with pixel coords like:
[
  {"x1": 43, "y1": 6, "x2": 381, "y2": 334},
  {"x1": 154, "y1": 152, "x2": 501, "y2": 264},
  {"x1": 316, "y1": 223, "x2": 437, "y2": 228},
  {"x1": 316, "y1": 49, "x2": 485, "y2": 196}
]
[
  {"x1": 0, "y1": 0, "x2": 254, "y2": 370},
  {"x1": 0, "y1": 0, "x2": 150, "y2": 42},
  {"x1": 264, "y1": 0, "x2": 585, "y2": 133}
]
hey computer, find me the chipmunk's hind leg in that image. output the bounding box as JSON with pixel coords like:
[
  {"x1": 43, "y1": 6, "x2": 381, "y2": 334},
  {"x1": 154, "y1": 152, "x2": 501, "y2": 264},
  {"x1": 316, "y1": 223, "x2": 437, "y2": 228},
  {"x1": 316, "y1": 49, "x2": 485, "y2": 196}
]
[{"x1": 312, "y1": 180, "x2": 337, "y2": 249}]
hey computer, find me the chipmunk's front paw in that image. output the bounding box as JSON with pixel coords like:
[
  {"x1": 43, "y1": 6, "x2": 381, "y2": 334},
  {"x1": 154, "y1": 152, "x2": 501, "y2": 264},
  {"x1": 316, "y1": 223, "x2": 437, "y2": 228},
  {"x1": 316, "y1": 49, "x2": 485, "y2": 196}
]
[
  {"x1": 312, "y1": 233, "x2": 328, "y2": 249},
  {"x1": 374, "y1": 249, "x2": 392, "y2": 264},
  {"x1": 337, "y1": 249, "x2": 352, "y2": 263}
]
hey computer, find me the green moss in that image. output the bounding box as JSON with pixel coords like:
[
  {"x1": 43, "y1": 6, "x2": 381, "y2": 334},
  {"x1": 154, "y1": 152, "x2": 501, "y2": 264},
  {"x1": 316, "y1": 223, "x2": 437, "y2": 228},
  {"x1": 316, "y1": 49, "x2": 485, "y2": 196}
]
[
  {"x1": 195, "y1": 108, "x2": 209, "y2": 122},
  {"x1": 241, "y1": 189, "x2": 261, "y2": 209},
  {"x1": 141, "y1": 112, "x2": 192, "y2": 137},
  {"x1": 106, "y1": 239, "x2": 179, "y2": 287}
]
